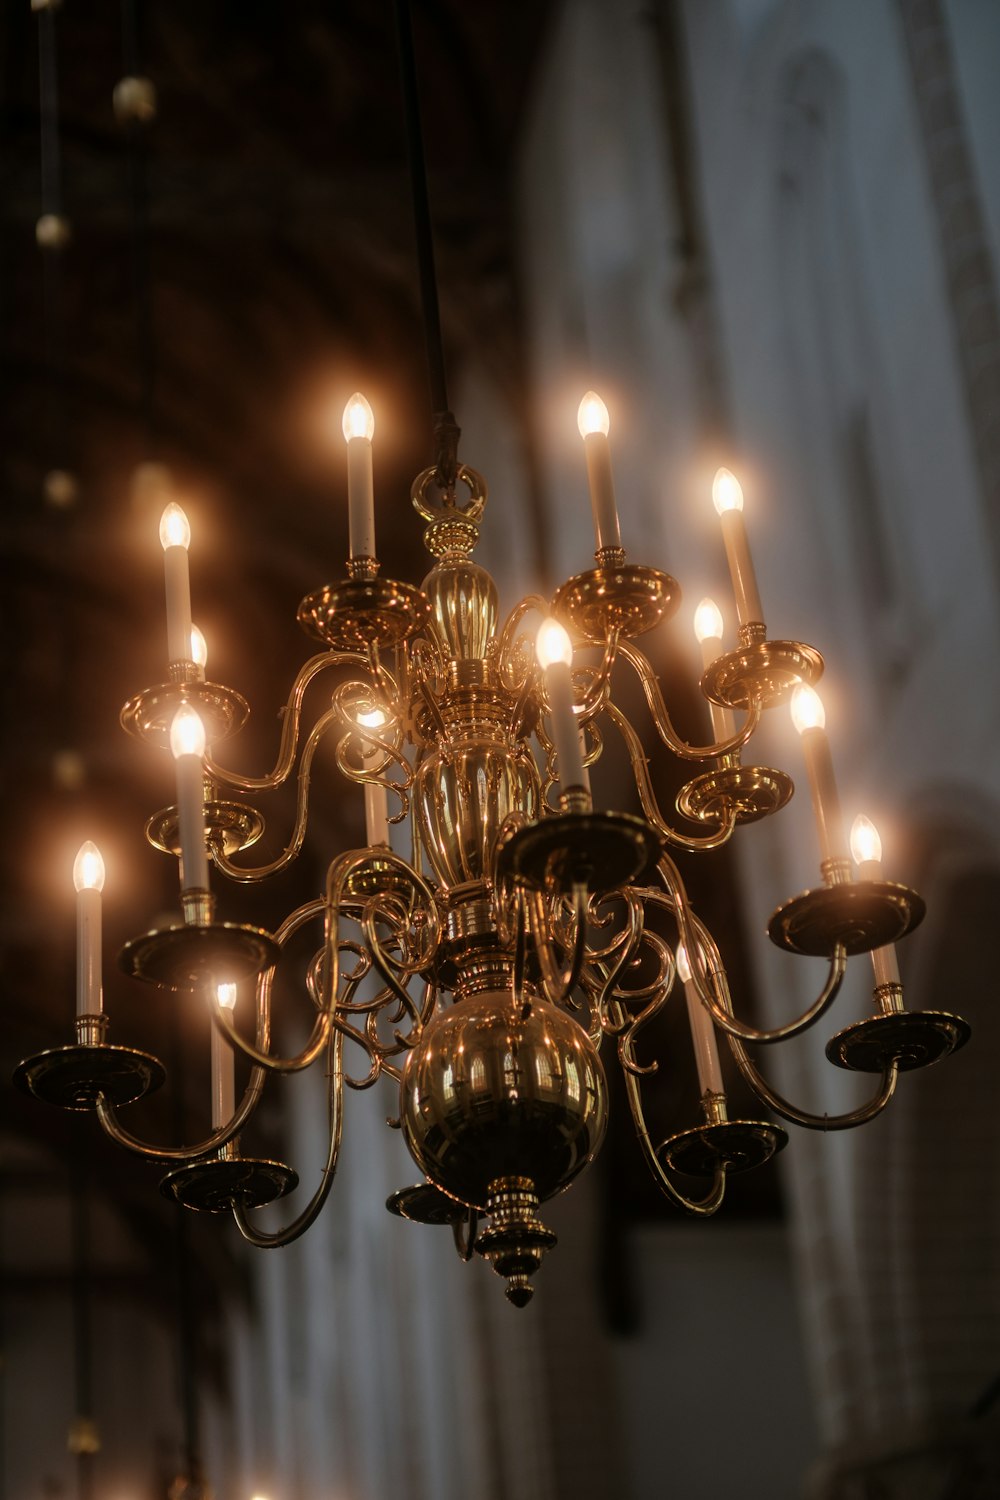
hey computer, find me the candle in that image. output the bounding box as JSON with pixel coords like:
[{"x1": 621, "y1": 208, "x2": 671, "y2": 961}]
[
  {"x1": 577, "y1": 391, "x2": 622, "y2": 553},
  {"x1": 73, "y1": 841, "x2": 105, "y2": 1018},
  {"x1": 712, "y1": 468, "x2": 764, "y2": 630},
  {"x1": 850, "y1": 815, "x2": 902, "y2": 987},
  {"x1": 170, "y1": 705, "x2": 210, "y2": 892},
  {"x1": 357, "y1": 707, "x2": 391, "y2": 846},
  {"x1": 159, "y1": 502, "x2": 193, "y2": 665},
  {"x1": 343, "y1": 393, "x2": 376, "y2": 560},
  {"x1": 536, "y1": 619, "x2": 587, "y2": 791},
  {"x1": 212, "y1": 982, "x2": 237, "y2": 1128},
  {"x1": 693, "y1": 597, "x2": 736, "y2": 744},
  {"x1": 790, "y1": 685, "x2": 848, "y2": 867},
  {"x1": 676, "y1": 943, "x2": 724, "y2": 1096}
]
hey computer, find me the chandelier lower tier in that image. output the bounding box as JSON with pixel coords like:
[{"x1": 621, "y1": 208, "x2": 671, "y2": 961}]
[{"x1": 15, "y1": 404, "x2": 971, "y2": 1307}]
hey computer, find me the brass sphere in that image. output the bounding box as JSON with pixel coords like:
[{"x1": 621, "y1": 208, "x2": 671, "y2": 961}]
[{"x1": 400, "y1": 989, "x2": 608, "y2": 1210}]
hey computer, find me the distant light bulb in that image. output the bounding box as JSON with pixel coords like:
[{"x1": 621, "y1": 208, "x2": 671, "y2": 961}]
[
  {"x1": 712, "y1": 467, "x2": 744, "y2": 514},
  {"x1": 850, "y1": 814, "x2": 882, "y2": 867},
  {"x1": 536, "y1": 618, "x2": 574, "y2": 670},
  {"x1": 190, "y1": 625, "x2": 207, "y2": 668},
  {"x1": 675, "y1": 943, "x2": 692, "y2": 984},
  {"x1": 159, "y1": 502, "x2": 191, "y2": 550},
  {"x1": 577, "y1": 391, "x2": 610, "y2": 438},
  {"x1": 357, "y1": 706, "x2": 386, "y2": 730},
  {"x1": 170, "y1": 704, "x2": 206, "y2": 759},
  {"x1": 790, "y1": 683, "x2": 826, "y2": 734},
  {"x1": 217, "y1": 981, "x2": 238, "y2": 1010},
  {"x1": 73, "y1": 840, "x2": 105, "y2": 893},
  {"x1": 693, "y1": 597, "x2": 724, "y2": 643},
  {"x1": 342, "y1": 392, "x2": 375, "y2": 443}
]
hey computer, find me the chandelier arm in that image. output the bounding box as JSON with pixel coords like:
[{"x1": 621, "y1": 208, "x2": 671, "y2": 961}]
[
  {"x1": 94, "y1": 1061, "x2": 268, "y2": 1163},
  {"x1": 658, "y1": 865, "x2": 848, "y2": 1043},
  {"x1": 620, "y1": 1061, "x2": 727, "y2": 1216},
  {"x1": 211, "y1": 706, "x2": 342, "y2": 882},
  {"x1": 604, "y1": 702, "x2": 738, "y2": 850},
  {"x1": 617, "y1": 639, "x2": 761, "y2": 760},
  {"x1": 497, "y1": 595, "x2": 549, "y2": 691},
  {"x1": 231, "y1": 1027, "x2": 345, "y2": 1249},
  {"x1": 204, "y1": 650, "x2": 362, "y2": 793},
  {"x1": 576, "y1": 627, "x2": 620, "y2": 721},
  {"x1": 207, "y1": 883, "x2": 357, "y2": 1076},
  {"x1": 527, "y1": 885, "x2": 589, "y2": 1010},
  {"x1": 725, "y1": 1032, "x2": 899, "y2": 1130},
  {"x1": 658, "y1": 862, "x2": 851, "y2": 1044}
]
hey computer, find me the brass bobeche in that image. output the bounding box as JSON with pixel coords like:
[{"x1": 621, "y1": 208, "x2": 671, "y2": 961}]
[{"x1": 16, "y1": 436, "x2": 969, "y2": 1308}]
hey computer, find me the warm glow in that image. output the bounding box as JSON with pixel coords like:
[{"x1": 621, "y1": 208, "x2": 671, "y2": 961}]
[
  {"x1": 850, "y1": 814, "x2": 882, "y2": 866},
  {"x1": 790, "y1": 683, "x2": 826, "y2": 734},
  {"x1": 159, "y1": 501, "x2": 191, "y2": 550},
  {"x1": 169, "y1": 704, "x2": 207, "y2": 759},
  {"x1": 536, "y1": 618, "x2": 573, "y2": 670},
  {"x1": 190, "y1": 625, "x2": 208, "y2": 668},
  {"x1": 73, "y1": 840, "x2": 105, "y2": 893},
  {"x1": 217, "y1": 982, "x2": 238, "y2": 1010},
  {"x1": 576, "y1": 390, "x2": 610, "y2": 438},
  {"x1": 675, "y1": 943, "x2": 692, "y2": 984},
  {"x1": 342, "y1": 392, "x2": 375, "y2": 442},
  {"x1": 357, "y1": 705, "x2": 386, "y2": 730},
  {"x1": 693, "y1": 597, "x2": 724, "y2": 643},
  {"x1": 712, "y1": 467, "x2": 744, "y2": 514}
]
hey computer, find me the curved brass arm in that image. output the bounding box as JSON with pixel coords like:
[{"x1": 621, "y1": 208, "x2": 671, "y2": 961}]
[
  {"x1": 95, "y1": 1062, "x2": 268, "y2": 1163},
  {"x1": 725, "y1": 1031, "x2": 899, "y2": 1130},
  {"x1": 618, "y1": 639, "x2": 760, "y2": 760},
  {"x1": 656, "y1": 859, "x2": 849, "y2": 1044},
  {"x1": 232, "y1": 1028, "x2": 345, "y2": 1248},
  {"x1": 207, "y1": 895, "x2": 341, "y2": 1075},
  {"x1": 620, "y1": 1059, "x2": 727, "y2": 1216},
  {"x1": 528, "y1": 885, "x2": 589, "y2": 1010},
  {"x1": 205, "y1": 650, "x2": 363, "y2": 792},
  {"x1": 94, "y1": 963, "x2": 275, "y2": 1162},
  {"x1": 212, "y1": 707, "x2": 340, "y2": 882},
  {"x1": 604, "y1": 702, "x2": 738, "y2": 851}
]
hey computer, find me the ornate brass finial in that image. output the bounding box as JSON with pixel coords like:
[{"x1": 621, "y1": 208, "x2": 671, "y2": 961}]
[
  {"x1": 476, "y1": 1176, "x2": 557, "y2": 1307},
  {"x1": 412, "y1": 464, "x2": 488, "y2": 560}
]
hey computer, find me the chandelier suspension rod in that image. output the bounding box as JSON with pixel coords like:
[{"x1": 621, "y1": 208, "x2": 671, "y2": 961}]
[
  {"x1": 36, "y1": 0, "x2": 68, "y2": 469},
  {"x1": 392, "y1": 0, "x2": 460, "y2": 488},
  {"x1": 119, "y1": 0, "x2": 157, "y2": 451}
]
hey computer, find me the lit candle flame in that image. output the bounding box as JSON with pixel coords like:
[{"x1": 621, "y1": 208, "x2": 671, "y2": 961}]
[{"x1": 577, "y1": 391, "x2": 610, "y2": 438}]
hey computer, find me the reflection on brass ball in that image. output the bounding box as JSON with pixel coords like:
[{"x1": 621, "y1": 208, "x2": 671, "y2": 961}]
[{"x1": 400, "y1": 989, "x2": 608, "y2": 1210}]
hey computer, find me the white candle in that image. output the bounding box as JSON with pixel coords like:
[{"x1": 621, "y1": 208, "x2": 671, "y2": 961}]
[
  {"x1": 73, "y1": 841, "x2": 105, "y2": 1018},
  {"x1": 577, "y1": 392, "x2": 621, "y2": 553},
  {"x1": 676, "y1": 943, "x2": 724, "y2": 1096},
  {"x1": 159, "y1": 503, "x2": 193, "y2": 664},
  {"x1": 693, "y1": 597, "x2": 736, "y2": 744},
  {"x1": 357, "y1": 707, "x2": 391, "y2": 845},
  {"x1": 170, "y1": 705, "x2": 210, "y2": 892},
  {"x1": 536, "y1": 619, "x2": 586, "y2": 791},
  {"x1": 850, "y1": 815, "x2": 902, "y2": 987},
  {"x1": 343, "y1": 393, "x2": 376, "y2": 560},
  {"x1": 791, "y1": 685, "x2": 848, "y2": 867},
  {"x1": 712, "y1": 468, "x2": 764, "y2": 629},
  {"x1": 212, "y1": 982, "x2": 237, "y2": 1128}
]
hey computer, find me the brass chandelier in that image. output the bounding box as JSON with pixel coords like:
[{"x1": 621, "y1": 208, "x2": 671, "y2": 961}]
[{"x1": 15, "y1": 7, "x2": 971, "y2": 1310}]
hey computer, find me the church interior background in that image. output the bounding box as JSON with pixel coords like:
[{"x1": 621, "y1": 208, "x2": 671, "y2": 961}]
[{"x1": 3, "y1": 2, "x2": 999, "y2": 1497}]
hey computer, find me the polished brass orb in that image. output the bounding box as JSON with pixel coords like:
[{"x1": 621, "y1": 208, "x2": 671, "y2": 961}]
[{"x1": 400, "y1": 989, "x2": 608, "y2": 1211}]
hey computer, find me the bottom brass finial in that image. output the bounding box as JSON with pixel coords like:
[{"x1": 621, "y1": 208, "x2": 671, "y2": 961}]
[{"x1": 476, "y1": 1176, "x2": 556, "y2": 1307}]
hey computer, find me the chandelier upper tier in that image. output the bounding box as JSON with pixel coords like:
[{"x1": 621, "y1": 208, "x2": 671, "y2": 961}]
[{"x1": 16, "y1": 385, "x2": 971, "y2": 1306}]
